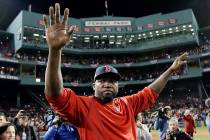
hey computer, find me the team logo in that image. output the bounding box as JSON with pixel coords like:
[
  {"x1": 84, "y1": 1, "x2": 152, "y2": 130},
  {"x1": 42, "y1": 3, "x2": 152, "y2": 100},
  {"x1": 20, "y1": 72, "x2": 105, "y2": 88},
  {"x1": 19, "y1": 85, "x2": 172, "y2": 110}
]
[{"x1": 104, "y1": 65, "x2": 112, "y2": 72}]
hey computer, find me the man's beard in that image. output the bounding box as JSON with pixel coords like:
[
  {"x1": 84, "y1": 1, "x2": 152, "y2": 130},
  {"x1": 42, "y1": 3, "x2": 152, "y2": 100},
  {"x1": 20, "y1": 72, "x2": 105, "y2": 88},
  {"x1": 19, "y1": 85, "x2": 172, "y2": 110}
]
[
  {"x1": 101, "y1": 91, "x2": 116, "y2": 103},
  {"x1": 102, "y1": 96, "x2": 114, "y2": 103}
]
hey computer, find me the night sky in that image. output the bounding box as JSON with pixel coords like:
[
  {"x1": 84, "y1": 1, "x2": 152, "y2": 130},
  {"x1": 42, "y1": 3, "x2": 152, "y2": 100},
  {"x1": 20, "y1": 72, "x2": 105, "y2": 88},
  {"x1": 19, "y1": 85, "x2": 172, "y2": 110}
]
[{"x1": 0, "y1": 0, "x2": 210, "y2": 30}]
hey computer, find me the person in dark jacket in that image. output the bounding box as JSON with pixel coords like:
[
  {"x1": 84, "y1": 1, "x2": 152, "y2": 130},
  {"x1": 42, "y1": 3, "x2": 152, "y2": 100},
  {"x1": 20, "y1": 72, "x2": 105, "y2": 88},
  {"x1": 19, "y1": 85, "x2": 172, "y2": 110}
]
[
  {"x1": 14, "y1": 110, "x2": 37, "y2": 140},
  {"x1": 163, "y1": 118, "x2": 192, "y2": 140}
]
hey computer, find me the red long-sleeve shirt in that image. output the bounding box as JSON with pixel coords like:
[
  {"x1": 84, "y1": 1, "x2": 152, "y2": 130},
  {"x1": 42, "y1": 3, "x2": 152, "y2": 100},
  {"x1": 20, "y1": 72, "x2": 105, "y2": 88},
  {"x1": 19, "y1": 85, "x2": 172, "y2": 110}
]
[
  {"x1": 46, "y1": 87, "x2": 158, "y2": 140},
  {"x1": 183, "y1": 115, "x2": 196, "y2": 133}
]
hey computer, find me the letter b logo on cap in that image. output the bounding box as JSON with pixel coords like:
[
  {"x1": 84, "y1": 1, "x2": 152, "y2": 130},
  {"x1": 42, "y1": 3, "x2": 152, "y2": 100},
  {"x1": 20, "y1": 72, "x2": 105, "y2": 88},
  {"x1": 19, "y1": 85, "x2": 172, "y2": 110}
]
[{"x1": 104, "y1": 65, "x2": 112, "y2": 72}]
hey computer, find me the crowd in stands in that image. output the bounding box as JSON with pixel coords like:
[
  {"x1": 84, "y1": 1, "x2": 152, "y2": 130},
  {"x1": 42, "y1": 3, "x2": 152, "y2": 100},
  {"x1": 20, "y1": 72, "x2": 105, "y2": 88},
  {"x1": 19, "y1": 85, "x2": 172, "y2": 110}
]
[
  {"x1": 0, "y1": 38, "x2": 209, "y2": 88},
  {"x1": 202, "y1": 59, "x2": 210, "y2": 68},
  {"x1": 0, "y1": 37, "x2": 13, "y2": 58},
  {"x1": 0, "y1": 66, "x2": 19, "y2": 76},
  {"x1": 3, "y1": 45, "x2": 207, "y2": 84},
  {"x1": 35, "y1": 64, "x2": 187, "y2": 84},
  {"x1": 10, "y1": 44, "x2": 210, "y2": 67},
  {"x1": 22, "y1": 27, "x2": 46, "y2": 46}
]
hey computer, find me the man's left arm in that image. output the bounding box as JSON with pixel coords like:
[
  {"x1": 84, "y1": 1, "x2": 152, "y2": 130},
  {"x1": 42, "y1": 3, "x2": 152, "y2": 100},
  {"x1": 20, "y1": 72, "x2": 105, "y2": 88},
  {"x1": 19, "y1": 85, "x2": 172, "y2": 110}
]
[
  {"x1": 124, "y1": 53, "x2": 188, "y2": 114},
  {"x1": 148, "y1": 53, "x2": 188, "y2": 94}
]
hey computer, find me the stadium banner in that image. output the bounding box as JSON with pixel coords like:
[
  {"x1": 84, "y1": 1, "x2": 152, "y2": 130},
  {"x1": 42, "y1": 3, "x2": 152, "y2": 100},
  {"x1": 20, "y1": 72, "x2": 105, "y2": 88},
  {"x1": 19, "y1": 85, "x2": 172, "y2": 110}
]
[{"x1": 85, "y1": 21, "x2": 131, "y2": 26}]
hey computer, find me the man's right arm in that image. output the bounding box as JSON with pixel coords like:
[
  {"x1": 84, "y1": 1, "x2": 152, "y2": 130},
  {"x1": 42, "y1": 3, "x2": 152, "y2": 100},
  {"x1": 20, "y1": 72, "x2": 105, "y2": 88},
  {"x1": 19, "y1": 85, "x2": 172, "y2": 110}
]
[
  {"x1": 45, "y1": 48, "x2": 63, "y2": 97},
  {"x1": 43, "y1": 3, "x2": 75, "y2": 97}
]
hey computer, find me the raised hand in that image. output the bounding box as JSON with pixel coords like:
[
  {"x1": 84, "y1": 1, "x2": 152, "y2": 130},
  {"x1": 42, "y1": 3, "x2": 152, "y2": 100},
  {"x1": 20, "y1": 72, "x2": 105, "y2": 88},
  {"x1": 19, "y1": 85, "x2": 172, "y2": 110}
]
[
  {"x1": 43, "y1": 3, "x2": 75, "y2": 50},
  {"x1": 148, "y1": 52, "x2": 189, "y2": 94},
  {"x1": 169, "y1": 52, "x2": 188, "y2": 72}
]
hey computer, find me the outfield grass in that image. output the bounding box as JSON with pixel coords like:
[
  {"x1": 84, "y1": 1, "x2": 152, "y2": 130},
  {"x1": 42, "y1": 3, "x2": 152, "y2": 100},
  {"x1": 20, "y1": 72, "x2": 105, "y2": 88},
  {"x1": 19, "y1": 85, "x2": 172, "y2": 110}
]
[{"x1": 151, "y1": 126, "x2": 210, "y2": 140}]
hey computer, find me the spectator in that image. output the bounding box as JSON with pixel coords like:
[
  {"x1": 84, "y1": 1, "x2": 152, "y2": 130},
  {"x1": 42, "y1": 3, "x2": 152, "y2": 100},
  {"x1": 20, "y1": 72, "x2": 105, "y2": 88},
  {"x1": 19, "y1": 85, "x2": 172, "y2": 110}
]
[
  {"x1": 44, "y1": 113, "x2": 80, "y2": 140},
  {"x1": 136, "y1": 113, "x2": 152, "y2": 140},
  {"x1": 154, "y1": 106, "x2": 172, "y2": 140},
  {"x1": 206, "y1": 110, "x2": 210, "y2": 134},
  {"x1": 0, "y1": 112, "x2": 7, "y2": 123},
  {"x1": 183, "y1": 109, "x2": 196, "y2": 137},
  {"x1": 163, "y1": 118, "x2": 192, "y2": 140},
  {"x1": 14, "y1": 110, "x2": 38, "y2": 140},
  {"x1": 0, "y1": 122, "x2": 16, "y2": 140}
]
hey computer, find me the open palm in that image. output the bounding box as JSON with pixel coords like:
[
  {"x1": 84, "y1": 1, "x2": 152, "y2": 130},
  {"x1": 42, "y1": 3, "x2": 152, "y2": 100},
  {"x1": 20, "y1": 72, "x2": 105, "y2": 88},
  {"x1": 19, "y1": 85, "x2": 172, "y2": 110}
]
[{"x1": 43, "y1": 3, "x2": 75, "y2": 49}]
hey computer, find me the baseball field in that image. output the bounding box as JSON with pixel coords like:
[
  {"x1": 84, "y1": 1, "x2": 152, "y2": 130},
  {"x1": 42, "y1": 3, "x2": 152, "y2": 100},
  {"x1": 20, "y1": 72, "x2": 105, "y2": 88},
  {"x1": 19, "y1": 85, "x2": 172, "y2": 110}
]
[{"x1": 151, "y1": 126, "x2": 210, "y2": 140}]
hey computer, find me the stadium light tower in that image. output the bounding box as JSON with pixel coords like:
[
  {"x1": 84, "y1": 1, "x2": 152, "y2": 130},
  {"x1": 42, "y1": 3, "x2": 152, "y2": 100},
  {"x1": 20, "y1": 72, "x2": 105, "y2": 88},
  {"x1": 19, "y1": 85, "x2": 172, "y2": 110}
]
[{"x1": 105, "y1": 0, "x2": 109, "y2": 16}]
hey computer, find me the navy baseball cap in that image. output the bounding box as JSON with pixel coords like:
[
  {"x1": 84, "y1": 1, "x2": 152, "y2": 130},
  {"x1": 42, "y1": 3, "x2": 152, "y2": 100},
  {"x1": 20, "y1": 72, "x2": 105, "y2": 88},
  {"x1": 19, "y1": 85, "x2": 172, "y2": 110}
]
[{"x1": 94, "y1": 65, "x2": 121, "y2": 81}]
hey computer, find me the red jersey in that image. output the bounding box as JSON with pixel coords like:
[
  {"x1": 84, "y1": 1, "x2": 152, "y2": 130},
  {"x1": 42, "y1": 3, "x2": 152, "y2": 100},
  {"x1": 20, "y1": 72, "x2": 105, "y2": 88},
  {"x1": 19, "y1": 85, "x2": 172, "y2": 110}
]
[
  {"x1": 183, "y1": 115, "x2": 196, "y2": 133},
  {"x1": 46, "y1": 87, "x2": 158, "y2": 140}
]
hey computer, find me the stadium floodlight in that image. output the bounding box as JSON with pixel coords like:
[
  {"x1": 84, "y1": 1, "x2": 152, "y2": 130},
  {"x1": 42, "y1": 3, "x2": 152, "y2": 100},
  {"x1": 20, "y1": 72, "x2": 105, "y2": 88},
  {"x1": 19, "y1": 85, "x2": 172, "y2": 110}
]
[
  {"x1": 109, "y1": 41, "x2": 114, "y2": 44},
  {"x1": 117, "y1": 35, "x2": 123, "y2": 38},
  {"x1": 84, "y1": 37, "x2": 90, "y2": 40},
  {"x1": 190, "y1": 29, "x2": 194, "y2": 32},
  {"x1": 128, "y1": 40, "x2": 132, "y2": 43},
  {"x1": 23, "y1": 37, "x2": 27, "y2": 40},
  {"x1": 137, "y1": 37, "x2": 141, "y2": 40},
  {"x1": 169, "y1": 28, "x2": 172, "y2": 31},
  {"x1": 102, "y1": 35, "x2": 107, "y2": 38},
  {"x1": 188, "y1": 24, "x2": 192, "y2": 28},
  {"x1": 33, "y1": 33, "x2": 39, "y2": 37},
  {"x1": 156, "y1": 33, "x2": 160, "y2": 36},
  {"x1": 102, "y1": 41, "x2": 105, "y2": 44},
  {"x1": 36, "y1": 78, "x2": 41, "y2": 82},
  {"x1": 149, "y1": 32, "x2": 153, "y2": 35},
  {"x1": 175, "y1": 27, "x2": 179, "y2": 30},
  {"x1": 192, "y1": 32, "x2": 195, "y2": 35},
  {"x1": 110, "y1": 35, "x2": 115, "y2": 38},
  {"x1": 72, "y1": 36, "x2": 77, "y2": 39},
  {"x1": 142, "y1": 33, "x2": 146, "y2": 36},
  {"x1": 116, "y1": 42, "x2": 121, "y2": 45},
  {"x1": 93, "y1": 35, "x2": 99, "y2": 38},
  {"x1": 155, "y1": 31, "x2": 159, "y2": 33},
  {"x1": 131, "y1": 35, "x2": 135, "y2": 38},
  {"x1": 182, "y1": 25, "x2": 186, "y2": 28},
  {"x1": 162, "y1": 29, "x2": 166, "y2": 32},
  {"x1": 84, "y1": 40, "x2": 90, "y2": 43},
  {"x1": 42, "y1": 35, "x2": 46, "y2": 39},
  {"x1": 169, "y1": 31, "x2": 173, "y2": 34},
  {"x1": 138, "y1": 34, "x2": 142, "y2": 37}
]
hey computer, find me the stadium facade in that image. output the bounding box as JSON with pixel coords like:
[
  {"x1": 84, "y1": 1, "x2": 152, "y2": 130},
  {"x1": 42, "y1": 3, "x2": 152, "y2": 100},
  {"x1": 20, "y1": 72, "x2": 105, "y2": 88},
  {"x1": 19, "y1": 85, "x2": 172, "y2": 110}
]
[{"x1": 0, "y1": 9, "x2": 209, "y2": 107}]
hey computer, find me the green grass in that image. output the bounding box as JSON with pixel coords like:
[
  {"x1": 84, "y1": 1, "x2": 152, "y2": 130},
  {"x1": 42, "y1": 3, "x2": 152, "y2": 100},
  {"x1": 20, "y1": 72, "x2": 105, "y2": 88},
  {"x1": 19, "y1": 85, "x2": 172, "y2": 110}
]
[
  {"x1": 151, "y1": 126, "x2": 210, "y2": 140},
  {"x1": 194, "y1": 126, "x2": 210, "y2": 140}
]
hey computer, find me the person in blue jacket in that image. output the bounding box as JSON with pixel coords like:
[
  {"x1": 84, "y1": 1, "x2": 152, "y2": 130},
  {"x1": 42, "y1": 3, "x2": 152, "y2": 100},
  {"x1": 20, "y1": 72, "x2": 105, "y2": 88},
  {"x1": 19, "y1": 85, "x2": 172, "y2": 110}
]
[
  {"x1": 154, "y1": 106, "x2": 172, "y2": 140},
  {"x1": 44, "y1": 113, "x2": 80, "y2": 140}
]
